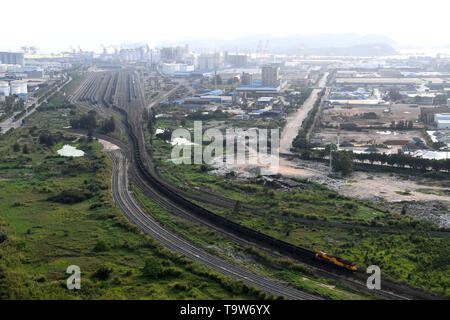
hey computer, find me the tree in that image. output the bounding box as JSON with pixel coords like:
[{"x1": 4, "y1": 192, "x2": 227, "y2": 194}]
[
  {"x1": 92, "y1": 265, "x2": 113, "y2": 280},
  {"x1": 332, "y1": 151, "x2": 354, "y2": 176},
  {"x1": 93, "y1": 239, "x2": 110, "y2": 252},
  {"x1": 141, "y1": 257, "x2": 163, "y2": 279},
  {"x1": 87, "y1": 129, "x2": 94, "y2": 143},
  {"x1": 233, "y1": 201, "x2": 241, "y2": 215},
  {"x1": 13, "y1": 142, "x2": 20, "y2": 152},
  {"x1": 22, "y1": 144, "x2": 29, "y2": 154},
  {"x1": 281, "y1": 220, "x2": 294, "y2": 236},
  {"x1": 433, "y1": 94, "x2": 448, "y2": 106},
  {"x1": 388, "y1": 89, "x2": 402, "y2": 102},
  {"x1": 100, "y1": 116, "x2": 115, "y2": 134}
]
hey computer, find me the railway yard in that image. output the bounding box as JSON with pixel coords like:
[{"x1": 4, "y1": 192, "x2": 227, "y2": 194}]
[
  {"x1": 61, "y1": 65, "x2": 447, "y2": 300},
  {"x1": 0, "y1": 61, "x2": 448, "y2": 301}
]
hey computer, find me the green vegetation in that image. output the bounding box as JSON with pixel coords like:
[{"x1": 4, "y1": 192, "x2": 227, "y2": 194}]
[
  {"x1": 146, "y1": 128, "x2": 449, "y2": 297},
  {"x1": 0, "y1": 124, "x2": 267, "y2": 299},
  {"x1": 132, "y1": 185, "x2": 370, "y2": 300},
  {"x1": 332, "y1": 150, "x2": 354, "y2": 176}
]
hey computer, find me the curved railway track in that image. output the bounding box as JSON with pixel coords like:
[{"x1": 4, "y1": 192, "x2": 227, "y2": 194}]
[
  {"x1": 70, "y1": 68, "x2": 443, "y2": 300},
  {"x1": 109, "y1": 149, "x2": 321, "y2": 300}
]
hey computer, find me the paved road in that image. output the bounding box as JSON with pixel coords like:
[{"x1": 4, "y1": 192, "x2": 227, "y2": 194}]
[
  {"x1": 279, "y1": 73, "x2": 328, "y2": 154},
  {"x1": 0, "y1": 75, "x2": 71, "y2": 135},
  {"x1": 108, "y1": 148, "x2": 322, "y2": 300}
]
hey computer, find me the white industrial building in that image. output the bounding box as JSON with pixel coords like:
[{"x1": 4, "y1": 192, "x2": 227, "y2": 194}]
[
  {"x1": 0, "y1": 81, "x2": 10, "y2": 97},
  {"x1": 10, "y1": 80, "x2": 27, "y2": 95},
  {"x1": 435, "y1": 113, "x2": 450, "y2": 130},
  {"x1": 161, "y1": 63, "x2": 194, "y2": 75}
]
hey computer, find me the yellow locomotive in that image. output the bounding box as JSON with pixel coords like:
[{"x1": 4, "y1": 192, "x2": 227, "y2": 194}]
[{"x1": 315, "y1": 251, "x2": 357, "y2": 271}]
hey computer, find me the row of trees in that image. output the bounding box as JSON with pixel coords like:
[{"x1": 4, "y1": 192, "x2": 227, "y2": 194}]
[
  {"x1": 352, "y1": 151, "x2": 450, "y2": 172},
  {"x1": 302, "y1": 146, "x2": 450, "y2": 173},
  {"x1": 291, "y1": 89, "x2": 326, "y2": 151},
  {"x1": 389, "y1": 120, "x2": 414, "y2": 129}
]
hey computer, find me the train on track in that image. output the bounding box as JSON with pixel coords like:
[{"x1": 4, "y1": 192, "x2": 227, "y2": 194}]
[{"x1": 315, "y1": 251, "x2": 357, "y2": 271}]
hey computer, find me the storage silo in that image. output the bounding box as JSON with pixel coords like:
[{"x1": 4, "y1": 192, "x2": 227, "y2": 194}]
[{"x1": 0, "y1": 81, "x2": 10, "y2": 96}]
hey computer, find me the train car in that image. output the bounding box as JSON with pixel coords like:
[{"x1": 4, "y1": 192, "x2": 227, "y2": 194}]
[{"x1": 315, "y1": 251, "x2": 357, "y2": 271}]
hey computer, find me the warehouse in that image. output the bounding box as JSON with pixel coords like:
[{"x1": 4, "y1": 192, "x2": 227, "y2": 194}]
[{"x1": 435, "y1": 113, "x2": 450, "y2": 129}]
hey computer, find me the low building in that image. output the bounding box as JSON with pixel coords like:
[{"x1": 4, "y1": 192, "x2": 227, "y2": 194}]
[
  {"x1": 436, "y1": 120, "x2": 450, "y2": 130},
  {"x1": 257, "y1": 97, "x2": 274, "y2": 106},
  {"x1": 434, "y1": 113, "x2": 450, "y2": 122}
]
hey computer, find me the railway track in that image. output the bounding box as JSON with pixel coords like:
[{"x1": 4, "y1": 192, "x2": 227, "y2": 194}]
[
  {"x1": 70, "y1": 68, "x2": 442, "y2": 300},
  {"x1": 108, "y1": 149, "x2": 321, "y2": 300}
]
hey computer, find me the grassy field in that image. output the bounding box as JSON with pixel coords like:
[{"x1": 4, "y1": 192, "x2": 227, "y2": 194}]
[
  {"x1": 146, "y1": 117, "x2": 450, "y2": 298},
  {"x1": 0, "y1": 109, "x2": 270, "y2": 299},
  {"x1": 131, "y1": 185, "x2": 371, "y2": 300}
]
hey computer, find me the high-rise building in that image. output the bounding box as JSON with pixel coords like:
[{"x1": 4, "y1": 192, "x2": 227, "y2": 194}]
[
  {"x1": 241, "y1": 72, "x2": 253, "y2": 85},
  {"x1": 225, "y1": 53, "x2": 248, "y2": 67},
  {"x1": 0, "y1": 52, "x2": 24, "y2": 66},
  {"x1": 261, "y1": 64, "x2": 280, "y2": 86},
  {"x1": 160, "y1": 46, "x2": 188, "y2": 63},
  {"x1": 197, "y1": 53, "x2": 221, "y2": 70}
]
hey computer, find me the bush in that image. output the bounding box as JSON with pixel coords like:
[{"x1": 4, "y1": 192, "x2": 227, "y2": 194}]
[
  {"x1": 93, "y1": 239, "x2": 110, "y2": 252},
  {"x1": 141, "y1": 257, "x2": 163, "y2": 279},
  {"x1": 47, "y1": 188, "x2": 93, "y2": 204},
  {"x1": 91, "y1": 265, "x2": 113, "y2": 281},
  {"x1": 0, "y1": 232, "x2": 7, "y2": 244}
]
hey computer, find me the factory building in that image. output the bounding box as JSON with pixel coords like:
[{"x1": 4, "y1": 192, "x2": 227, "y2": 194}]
[
  {"x1": 261, "y1": 64, "x2": 280, "y2": 86},
  {"x1": 161, "y1": 63, "x2": 194, "y2": 75},
  {"x1": 0, "y1": 52, "x2": 24, "y2": 66},
  {"x1": 10, "y1": 80, "x2": 27, "y2": 96},
  {"x1": 435, "y1": 113, "x2": 450, "y2": 129}
]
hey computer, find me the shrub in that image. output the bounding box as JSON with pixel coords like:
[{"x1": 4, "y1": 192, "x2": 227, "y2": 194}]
[
  {"x1": 47, "y1": 188, "x2": 93, "y2": 204},
  {"x1": 93, "y1": 239, "x2": 110, "y2": 252},
  {"x1": 91, "y1": 265, "x2": 113, "y2": 281},
  {"x1": 141, "y1": 257, "x2": 163, "y2": 279},
  {"x1": 0, "y1": 232, "x2": 7, "y2": 244}
]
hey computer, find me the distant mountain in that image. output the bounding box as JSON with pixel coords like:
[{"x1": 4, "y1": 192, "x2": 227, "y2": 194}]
[
  {"x1": 298, "y1": 43, "x2": 397, "y2": 56},
  {"x1": 265, "y1": 33, "x2": 397, "y2": 53},
  {"x1": 181, "y1": 33, "x2": 398, "y2": 55}
]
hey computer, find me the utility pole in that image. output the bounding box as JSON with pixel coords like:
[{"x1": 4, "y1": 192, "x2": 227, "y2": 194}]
[{"x1": 329, "y1": 144, "x2": 333, "y2": 172}]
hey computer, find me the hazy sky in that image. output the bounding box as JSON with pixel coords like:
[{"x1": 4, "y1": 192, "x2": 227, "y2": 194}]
[{"x1": 2, "y1": 0, "x2": 449, "y2": 52}]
